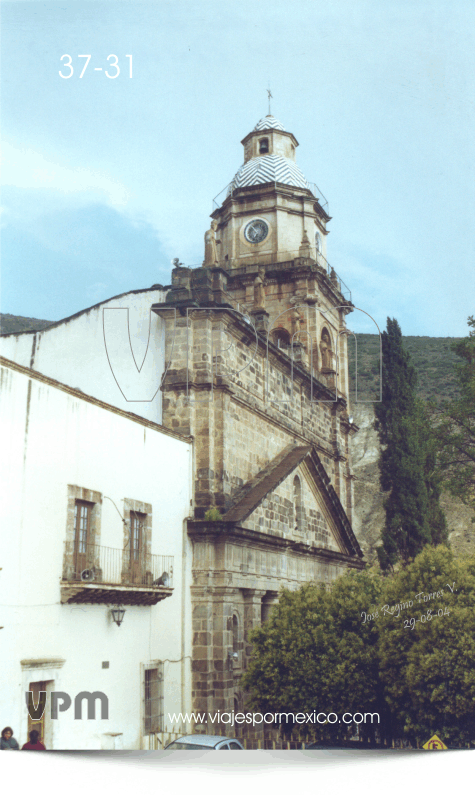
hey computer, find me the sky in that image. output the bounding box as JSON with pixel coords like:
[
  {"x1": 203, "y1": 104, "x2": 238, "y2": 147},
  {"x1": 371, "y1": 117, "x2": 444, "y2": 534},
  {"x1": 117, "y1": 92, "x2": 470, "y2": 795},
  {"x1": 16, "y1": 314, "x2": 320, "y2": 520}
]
[{"x1": 1, "y1": 0, "x2": 475, "y2": 336}]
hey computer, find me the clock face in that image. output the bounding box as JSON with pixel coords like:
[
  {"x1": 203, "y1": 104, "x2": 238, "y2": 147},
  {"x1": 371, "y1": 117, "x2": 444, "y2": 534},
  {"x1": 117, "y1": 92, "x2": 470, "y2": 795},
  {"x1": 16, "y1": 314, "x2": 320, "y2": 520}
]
[{"x1": 244, "y1": 219, "x2": 269, "y2": 244}]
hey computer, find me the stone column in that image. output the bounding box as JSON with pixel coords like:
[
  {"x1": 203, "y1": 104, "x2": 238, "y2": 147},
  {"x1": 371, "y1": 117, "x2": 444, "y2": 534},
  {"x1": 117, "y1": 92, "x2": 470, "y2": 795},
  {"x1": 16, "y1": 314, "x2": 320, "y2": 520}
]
[
  {"x1": 191, "y1": 584, "x2": 243, "y2": 733},
  {"x1": 241, "y1": 589, "x2": 268, "y2": 745},
  {"x1": 261, "y1": 590, "x2": 279, "y2": 623},
  {"x1": 190, "y1": 586, "x2": 214, "y2": 720},
  {"x1": 242, "y1": 589, "x2": 266, "y2": 664}
]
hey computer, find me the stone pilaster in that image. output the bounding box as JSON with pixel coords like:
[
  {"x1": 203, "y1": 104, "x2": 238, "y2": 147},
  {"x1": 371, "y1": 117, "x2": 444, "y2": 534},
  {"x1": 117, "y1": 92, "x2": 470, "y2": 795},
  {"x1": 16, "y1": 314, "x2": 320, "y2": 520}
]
[
  {"x1": 191, "y1": 585, "x2": 242, "y2": 733},
  {"x1": 242, "y1": 589, "x2": 266, "y2": 664}
]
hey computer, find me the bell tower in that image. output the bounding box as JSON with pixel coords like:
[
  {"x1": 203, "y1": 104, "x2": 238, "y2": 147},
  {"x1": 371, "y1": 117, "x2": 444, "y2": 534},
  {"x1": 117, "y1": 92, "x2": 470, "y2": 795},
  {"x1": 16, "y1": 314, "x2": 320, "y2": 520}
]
[
  {"x1": 153, "y1": 111, "x2": 362, "y2": 741},
  {"x1": 211, "y1": 115, "x2": 331, "y2": 269},
  {"x1": 200, "y1": 113, "x2": 354, "y2": 405}
]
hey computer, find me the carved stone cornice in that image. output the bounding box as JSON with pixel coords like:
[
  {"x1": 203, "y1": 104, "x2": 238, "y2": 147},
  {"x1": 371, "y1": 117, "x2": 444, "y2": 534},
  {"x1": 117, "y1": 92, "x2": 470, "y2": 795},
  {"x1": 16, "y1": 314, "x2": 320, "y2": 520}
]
[{"x1": 186, "y1": 519, "x2": 364, "y2": 566}]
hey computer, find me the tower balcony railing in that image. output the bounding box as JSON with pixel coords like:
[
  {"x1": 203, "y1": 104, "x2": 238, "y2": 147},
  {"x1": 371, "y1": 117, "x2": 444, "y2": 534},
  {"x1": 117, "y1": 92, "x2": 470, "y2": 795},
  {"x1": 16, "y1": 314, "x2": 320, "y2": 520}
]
[
  {"x1": 231, "y1": 250, "x2": 350, "y2": 300},
  {"x1": 173, "y1": 250, "x2": 351, "y2": 301},
  {"x1": 212, "y1": 180, "x2": 329, "y2": 213}
]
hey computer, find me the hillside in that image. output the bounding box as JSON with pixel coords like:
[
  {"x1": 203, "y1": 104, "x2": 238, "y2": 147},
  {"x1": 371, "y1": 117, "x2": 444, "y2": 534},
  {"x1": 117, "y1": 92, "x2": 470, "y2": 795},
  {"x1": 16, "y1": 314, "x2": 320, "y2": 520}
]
[
  {"x1": 347, "y1": 336, "x2": 474, "y2": 564},
  {"x1": 351, "y1": 403, "x2": 475, "y2": 564},
  {"x1": 347, "y1": 333, "x2": 462, "y2": 403},
  {"x1": 0, "y1": 313, "x2": 53, "y2": 335},
  {"x1": 1, "y1": 318, "x2": 464, "y2": 403}
]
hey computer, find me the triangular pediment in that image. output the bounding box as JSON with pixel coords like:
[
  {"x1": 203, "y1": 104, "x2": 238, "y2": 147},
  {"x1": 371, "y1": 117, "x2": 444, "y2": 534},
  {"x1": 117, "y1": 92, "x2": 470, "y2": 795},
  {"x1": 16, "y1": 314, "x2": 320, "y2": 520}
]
[
  {"x1": 223, "y1": 443, "x2": 311, "y2": 523},
  {"x1": 223, "y1": 444, "x2": 362, "y2": 559}
]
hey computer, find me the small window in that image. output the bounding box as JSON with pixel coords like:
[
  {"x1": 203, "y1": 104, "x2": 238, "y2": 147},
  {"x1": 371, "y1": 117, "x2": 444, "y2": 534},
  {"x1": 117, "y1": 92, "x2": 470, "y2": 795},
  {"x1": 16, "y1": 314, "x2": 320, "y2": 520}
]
[
  {"x1": 259, "y1": 137, "x2": 269, "y2": 154},
  {"x1": 272, "y1": 328, "x2": 290, "y2": 349},
  {"x1": 320, "y1": 328, "x2": 333, "y2": 369},
  {"x1": 232, "y1": 614, "x2": 239, "y2": 654},
  {"x1": 293, "y1": 475, "x2": 302, "y2": 531},
  {"x1": 144, "y1": 663, "x2": 163, "y2": 734}
]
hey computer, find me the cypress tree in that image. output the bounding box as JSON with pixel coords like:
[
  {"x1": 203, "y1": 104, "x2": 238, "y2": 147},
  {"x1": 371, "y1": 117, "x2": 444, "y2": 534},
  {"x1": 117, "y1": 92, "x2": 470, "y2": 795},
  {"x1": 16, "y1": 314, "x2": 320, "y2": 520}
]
[
  {"x1": 435, "y1": 316, "x2": 475, "y2": 510},
  {"x1": 374, "y1": 318, "x2": 446, "y2": 570}
]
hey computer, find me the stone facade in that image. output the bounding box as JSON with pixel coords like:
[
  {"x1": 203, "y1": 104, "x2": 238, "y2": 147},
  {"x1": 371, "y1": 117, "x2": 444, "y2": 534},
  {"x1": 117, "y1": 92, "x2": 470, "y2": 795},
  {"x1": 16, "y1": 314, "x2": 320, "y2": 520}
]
[{"x1": 150, "y1": 114, "x2": 364, "y2": 740}]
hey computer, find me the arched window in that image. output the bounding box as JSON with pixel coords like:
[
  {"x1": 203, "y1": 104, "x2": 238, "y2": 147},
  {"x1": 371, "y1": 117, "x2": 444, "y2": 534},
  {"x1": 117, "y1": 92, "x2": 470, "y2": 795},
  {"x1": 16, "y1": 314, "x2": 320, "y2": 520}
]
[
  {"x1": 271, "y1": 328, "x2": 291, "y2": 349},
  {"x1": 232, "y1": 614, "x2": 239, "y2": 654},
  {"x1": 293, "y1": 475, "x2": 302, "y2": 531},
  {"x1": 259, "y1": 137, "x2": 269, "y2": 154},
  {"x1": 320, "y1": 328, "x2": 333, "y2": 369}
]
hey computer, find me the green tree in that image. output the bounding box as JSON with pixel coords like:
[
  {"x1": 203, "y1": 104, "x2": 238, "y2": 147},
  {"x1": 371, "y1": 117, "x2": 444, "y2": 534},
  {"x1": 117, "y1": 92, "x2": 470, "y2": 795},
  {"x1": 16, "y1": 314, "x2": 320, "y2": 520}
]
[
  {"x1": 377, "y1": 545, "x2": 475, "y2": 746},
  {"x1": 435, "y1": 315, "x2": 475, "y2": 510},
  {"x1": 417, "y1": 400, "x2": 447, "y2": 546},
  {"x1": 241, "y1": 571, "x2": 390, "y2": 743},
  {"x1": 375, "y1": 318, "x2": 446, "y2": 570}
]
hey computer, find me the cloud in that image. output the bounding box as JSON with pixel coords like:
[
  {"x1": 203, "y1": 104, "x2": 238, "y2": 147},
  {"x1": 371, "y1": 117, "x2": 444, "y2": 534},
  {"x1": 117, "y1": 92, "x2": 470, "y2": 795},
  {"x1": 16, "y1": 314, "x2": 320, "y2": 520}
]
[
  {"x1": 1, "y1": 141, "x2": 129, "y2": 207},
  {"x1": 0, "y1": 200, "x2": 171, "y2": 320}
]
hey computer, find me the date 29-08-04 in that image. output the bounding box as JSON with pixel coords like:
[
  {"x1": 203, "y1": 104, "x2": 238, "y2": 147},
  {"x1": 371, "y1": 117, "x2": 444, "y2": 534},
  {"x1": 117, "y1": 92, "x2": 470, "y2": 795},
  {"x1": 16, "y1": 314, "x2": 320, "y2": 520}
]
[
  {"x1": 362, "y1": 605, "x2": 451, "y2": 630},
  {"x1": 360, "y1": 583, "x2": 456, "y2": 629}
]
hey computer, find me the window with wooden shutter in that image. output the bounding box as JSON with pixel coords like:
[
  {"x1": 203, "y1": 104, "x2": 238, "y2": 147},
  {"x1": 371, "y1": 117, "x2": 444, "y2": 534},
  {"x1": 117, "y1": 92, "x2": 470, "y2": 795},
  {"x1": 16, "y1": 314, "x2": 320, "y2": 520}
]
[
  {"x1": 74, "y1": 500, "x2": 93, "y2": 576},
  {"x1": 143, "y1": 662, "x2": 164, "y2": 734},
  {"x1": 128, "y1": 511, "x2": 146, "y2": 583}
]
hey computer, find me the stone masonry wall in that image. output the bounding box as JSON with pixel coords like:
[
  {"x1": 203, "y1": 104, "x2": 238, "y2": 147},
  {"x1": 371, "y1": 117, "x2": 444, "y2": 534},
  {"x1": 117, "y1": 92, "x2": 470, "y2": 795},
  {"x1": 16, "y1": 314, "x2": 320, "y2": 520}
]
[{"x1": 241, "y1": 466, "x2": 341, "y2": 553}]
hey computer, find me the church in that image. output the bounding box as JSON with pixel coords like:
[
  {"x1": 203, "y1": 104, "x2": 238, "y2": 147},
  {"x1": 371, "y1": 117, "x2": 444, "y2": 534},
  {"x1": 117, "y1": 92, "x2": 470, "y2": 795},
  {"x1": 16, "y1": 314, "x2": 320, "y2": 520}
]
[{"x1": 0, "y1": 112, "x2": 364, "y2": 748}]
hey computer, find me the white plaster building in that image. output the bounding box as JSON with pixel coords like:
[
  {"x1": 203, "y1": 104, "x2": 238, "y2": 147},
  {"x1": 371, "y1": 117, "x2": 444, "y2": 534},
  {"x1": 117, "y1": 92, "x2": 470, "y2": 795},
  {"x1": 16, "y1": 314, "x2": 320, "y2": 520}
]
[
  {"x1": 0, "y1": 348, "x2": 193, "y2": 750},
  {"x1": 0, "y1": 287, "x2": 168, "y2": 423}
]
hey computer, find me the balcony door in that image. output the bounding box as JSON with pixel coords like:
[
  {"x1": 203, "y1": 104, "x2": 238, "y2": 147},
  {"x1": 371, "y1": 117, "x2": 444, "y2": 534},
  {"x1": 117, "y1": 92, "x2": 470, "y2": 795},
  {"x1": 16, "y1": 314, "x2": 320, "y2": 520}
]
[
  {"x1": 74, "y1": 500, "x2": 92, "y2": 577},
  {"x1": 129, "y1": 512, "x2": 146, "y2": 584}
]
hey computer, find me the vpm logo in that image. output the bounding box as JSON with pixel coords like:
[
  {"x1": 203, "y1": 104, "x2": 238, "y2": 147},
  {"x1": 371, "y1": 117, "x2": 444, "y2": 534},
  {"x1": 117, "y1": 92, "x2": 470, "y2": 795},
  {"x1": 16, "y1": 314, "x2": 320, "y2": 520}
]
[
  {"x1": 102, "y1": 304, "x2": 382, "y2": 406},
  {"x1": 26, "y1": 690, "x2": 109, "y2": 721}
]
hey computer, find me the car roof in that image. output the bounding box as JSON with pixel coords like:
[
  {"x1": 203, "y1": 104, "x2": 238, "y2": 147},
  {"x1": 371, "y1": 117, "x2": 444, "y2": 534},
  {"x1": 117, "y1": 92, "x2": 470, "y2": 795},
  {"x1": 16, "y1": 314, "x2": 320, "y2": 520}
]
[{"x1": 170, "y1": 735, "x2": 236, "y2": 747}]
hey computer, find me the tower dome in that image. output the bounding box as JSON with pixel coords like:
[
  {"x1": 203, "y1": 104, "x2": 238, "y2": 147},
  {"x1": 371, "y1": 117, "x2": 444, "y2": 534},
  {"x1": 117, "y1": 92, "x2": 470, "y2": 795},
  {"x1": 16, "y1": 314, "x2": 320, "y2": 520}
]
[
  {"x1": 228, "y1": 154, "x2": 310, "y2": 194},
  {"x1": 253, "y1": 115, "x2": 285, "y2": 131},
  {"x1": 227, "y1": 116, "x2": 309, "y2": 195},
  {"x1": 211, "y1": 113, "x2": 329, "y2": 269}
]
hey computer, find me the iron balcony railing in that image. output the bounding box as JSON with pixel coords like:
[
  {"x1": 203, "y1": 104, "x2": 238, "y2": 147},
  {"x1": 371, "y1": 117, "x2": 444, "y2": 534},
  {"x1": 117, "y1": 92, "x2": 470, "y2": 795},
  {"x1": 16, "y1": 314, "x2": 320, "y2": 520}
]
[
  {"x1": 212, "y1": 179, "x2": 329, "y2": 214},
  {"x1": 62, "y1": 541, "x2": 173, "y2": 589}
]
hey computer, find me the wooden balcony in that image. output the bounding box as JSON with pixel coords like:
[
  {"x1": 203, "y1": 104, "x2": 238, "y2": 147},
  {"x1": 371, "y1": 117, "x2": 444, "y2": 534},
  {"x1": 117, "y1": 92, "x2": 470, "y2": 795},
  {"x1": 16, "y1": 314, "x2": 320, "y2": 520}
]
[{"x1": 60, "y1": 542, "x2": 174, "y2": 606}]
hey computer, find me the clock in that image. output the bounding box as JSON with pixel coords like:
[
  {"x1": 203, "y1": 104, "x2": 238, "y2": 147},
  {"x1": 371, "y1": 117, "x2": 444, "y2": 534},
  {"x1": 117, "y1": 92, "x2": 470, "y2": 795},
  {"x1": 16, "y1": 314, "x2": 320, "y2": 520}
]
[{"x1": 244, "y1": 219, "x2": 269, "y2": 244}]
